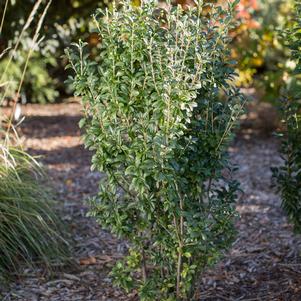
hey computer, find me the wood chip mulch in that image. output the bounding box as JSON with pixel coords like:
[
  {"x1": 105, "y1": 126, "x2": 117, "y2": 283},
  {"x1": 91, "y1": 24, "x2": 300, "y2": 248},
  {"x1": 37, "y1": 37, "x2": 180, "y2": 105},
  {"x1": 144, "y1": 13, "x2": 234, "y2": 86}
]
[{"x1": 1, "y1": 102, "x2": 301, "y2": 301}]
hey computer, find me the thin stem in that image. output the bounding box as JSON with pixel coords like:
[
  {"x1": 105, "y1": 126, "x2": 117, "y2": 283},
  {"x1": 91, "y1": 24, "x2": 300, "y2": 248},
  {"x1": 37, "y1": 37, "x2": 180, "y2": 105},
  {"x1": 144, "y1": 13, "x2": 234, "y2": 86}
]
[
  {"x1": 0, "y1": 0, "x2": 9, "y2": 34},
  {"x1": 174, "y1": 182, "x2": 184, "y2": 299},
  {"x1": 5, "y1": 0, "x2": 52, "y2": 137},
  {"x1": 148, "y1": 38, "x2": 160, "y2": 94},
  {"x1": 141, "y1": 248, "x2": 148, "y2": 283},
  {"x1": 215, "y1": 97, "x2": 246, "y2": 152}
]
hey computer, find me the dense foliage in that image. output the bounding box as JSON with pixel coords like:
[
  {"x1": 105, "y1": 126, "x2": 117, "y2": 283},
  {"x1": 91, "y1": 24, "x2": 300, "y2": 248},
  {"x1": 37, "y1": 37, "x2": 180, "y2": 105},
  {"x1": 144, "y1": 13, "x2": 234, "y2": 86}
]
[
  {"x1": 272, "y1": 1, "x2": 301, "y2": 233},
  {"x1": 68, "y1": 1, "x2": 243, "y2": 299},
  {"x1": 0, "y1": 0, "x2": 110, "y2": 103}
]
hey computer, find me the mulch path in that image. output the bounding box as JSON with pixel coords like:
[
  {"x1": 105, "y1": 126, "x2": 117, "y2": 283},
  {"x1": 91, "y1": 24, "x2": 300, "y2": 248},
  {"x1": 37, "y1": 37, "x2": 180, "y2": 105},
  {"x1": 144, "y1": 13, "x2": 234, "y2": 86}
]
[{"x1": 1, "y1": 102, "x2": 301, "y2": 301}]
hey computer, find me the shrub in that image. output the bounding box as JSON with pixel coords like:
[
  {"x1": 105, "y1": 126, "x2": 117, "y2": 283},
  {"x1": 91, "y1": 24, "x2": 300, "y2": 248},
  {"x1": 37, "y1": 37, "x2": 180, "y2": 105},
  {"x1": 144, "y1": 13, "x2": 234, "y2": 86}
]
[
  {"x1": 273, "y1": 98, "x2": 301, "y2": 232},
  {"x1": 272, "y1": 1, "x2": 301, "y2": 233},
  {"x1": 1, "y1": 0, "x2": 111, "y2": 103},
  {"x1": 0, "y1": 52, "x2": 58, "y2": 104},
  {"x1": 0, "y1": 0, "x2": 58, "y2": 104},
  {"x1": 232, "y1": 0, "x2": 296, "y2": 102},
  {"x1": 67, "y1": 1, "x2": 243, "y2": 299}
]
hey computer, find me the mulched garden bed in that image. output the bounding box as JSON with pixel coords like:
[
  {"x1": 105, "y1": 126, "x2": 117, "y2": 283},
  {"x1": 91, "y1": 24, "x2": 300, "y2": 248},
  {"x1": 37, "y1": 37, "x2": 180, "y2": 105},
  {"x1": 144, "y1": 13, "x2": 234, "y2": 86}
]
[{"x1": 1, "y1": 102, "x2": 301, "y2": 301}]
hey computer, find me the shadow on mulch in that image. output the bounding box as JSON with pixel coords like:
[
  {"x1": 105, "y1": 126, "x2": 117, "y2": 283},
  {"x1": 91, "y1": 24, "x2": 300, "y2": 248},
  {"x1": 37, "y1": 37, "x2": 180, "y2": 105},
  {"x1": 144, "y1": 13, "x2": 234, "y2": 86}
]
[
  {"x1": 27, "y1": 144, "x2": 91, "y2": 166},
  {"x1": 21, "y1": 115, "x2": 82, "y2": 139}
]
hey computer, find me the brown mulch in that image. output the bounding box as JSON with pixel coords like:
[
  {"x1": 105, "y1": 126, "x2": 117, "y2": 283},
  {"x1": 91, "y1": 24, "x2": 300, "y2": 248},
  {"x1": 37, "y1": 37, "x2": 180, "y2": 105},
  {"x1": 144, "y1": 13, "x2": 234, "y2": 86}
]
[{"x1": 1, "y1": 102, "x2": 301, "y2": 301}]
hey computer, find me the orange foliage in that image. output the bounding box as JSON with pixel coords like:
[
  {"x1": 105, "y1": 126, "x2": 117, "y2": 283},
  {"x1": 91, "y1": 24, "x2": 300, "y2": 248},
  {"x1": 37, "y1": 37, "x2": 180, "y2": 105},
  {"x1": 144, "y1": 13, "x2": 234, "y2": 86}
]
[
  {"x1": 235, "y1": 0, "x2": 260, "y2": 29},
  {"x1": 175, "y1": 0, "x2": 196, "y2": 10},
  {"x1": 175, "y1": 0, "x2": 260, "y2": 30}
]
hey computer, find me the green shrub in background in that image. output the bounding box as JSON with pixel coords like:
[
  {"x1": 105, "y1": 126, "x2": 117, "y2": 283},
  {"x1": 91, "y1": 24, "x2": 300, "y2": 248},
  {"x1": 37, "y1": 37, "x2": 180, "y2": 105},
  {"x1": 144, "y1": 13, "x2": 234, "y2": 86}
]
[
  {"x1": 233, "y1": 0, "x2": 297, "y2": 102},
  {"x1": 67, "y1": 1, "x2": 243, "y2": 299},
  {"x1": 273, "y1": 98, "x2": 301, "y2": 232},
  {"x1": 0, "y1": 52, "x2": 58, "y2": 104},
  {"x1": 272, "y1": 0, "x2": 301, "y2": 233},
  {"x1": 0, "y1": 0, "x2": 111, "y2": 104}
]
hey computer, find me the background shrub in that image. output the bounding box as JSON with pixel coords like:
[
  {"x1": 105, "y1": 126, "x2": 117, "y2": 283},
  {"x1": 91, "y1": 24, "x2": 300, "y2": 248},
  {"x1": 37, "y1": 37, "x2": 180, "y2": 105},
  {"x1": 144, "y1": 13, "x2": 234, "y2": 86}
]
[
  {"x1": 0, "y1": 0, "x2": 110, "y2": 103},
  {"x1": 0, "y1": 52, "x2": 58, "y2": 104},
  {"x1": 232, "y1": 0, "x2": 299, "y2": 103},
  {"x1": 68, "y1": 1, "x2": 243, "y2": 299},
  {"x1": 272, "y1": 0, "x2": 301, "y2": 233}
]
